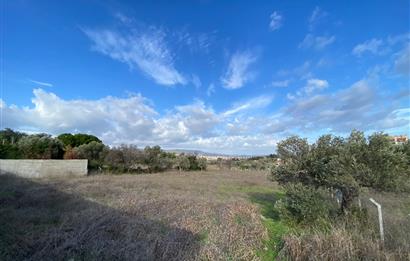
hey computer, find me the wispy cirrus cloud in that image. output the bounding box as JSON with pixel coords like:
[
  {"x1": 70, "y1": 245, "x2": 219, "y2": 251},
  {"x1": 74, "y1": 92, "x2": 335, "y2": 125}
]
[
  {"x1": 206, "y1": 83, "x2": 216, "y2": 97},
  {"x1": 223, "y1": 95, "x2": 273, "y2": 116},
  {"x1": 271, "y1": 79, "x2": 291, "y2": 87},
  {"x1": 29, "y1": 79, "x2": 53, "y2": 87},
  {"x1": 221, "y1": 50, "x2": 258, "y2": 89},
  {"x1": 83, "y1": 27, "x2": 187, "y2": 86},
  {"x1": 308, "y1": 6, "x2": 328, "y2": 31},
  {"x1": 299, "y1": 34, "x2": 335, "y2": 50},
  {"x1": 269, "y1": 11, "x2": 283, "y2": 31},
  {"x1": 352, "y1": 38, "x2": 385, "y2": 57},
  {"x1": 394, "y1": 44, "x2": 410, "y2": 76}
]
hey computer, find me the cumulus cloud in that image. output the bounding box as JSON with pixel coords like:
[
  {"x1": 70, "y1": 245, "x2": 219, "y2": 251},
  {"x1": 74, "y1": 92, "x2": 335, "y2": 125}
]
[
  {"x1": 1, "y1": 89, "x2": 276, "y2": 154},
  {"x1": 2, "y1": 81, "x2": 408, "y2": 155},
  {"x1": 278, "y1": 78, "x2": 407, "y2": 133},
  {"x1": 221, "y1": 50, "x2": 258, "y2": 89},
  {"x1": 83, "y1": 27, "x2": 186, "y2": 86},
  {"x1": 352, "y1": 38, "x2": 384, "y2": 56},
  {"x1": 269, "y1": 11, "x2": 283, "y2": 31},
  {"x1": 299, "y1": 34, "x2": 335, "y2": 50},
  {"x1": 303, "y1": 78, "x2": 329, "y2": 94}
]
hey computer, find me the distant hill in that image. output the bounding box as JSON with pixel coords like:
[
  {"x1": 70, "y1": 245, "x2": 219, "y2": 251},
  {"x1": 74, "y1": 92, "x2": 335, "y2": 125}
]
[{"x1": 166, "y1": 149, "x2": 252, "y2": 158}]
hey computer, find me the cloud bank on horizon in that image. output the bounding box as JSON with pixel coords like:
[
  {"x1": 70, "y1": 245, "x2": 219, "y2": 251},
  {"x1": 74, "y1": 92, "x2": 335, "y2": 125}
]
[{"x1": 2, "y1": 1, "x2": 409, "y2": 155}]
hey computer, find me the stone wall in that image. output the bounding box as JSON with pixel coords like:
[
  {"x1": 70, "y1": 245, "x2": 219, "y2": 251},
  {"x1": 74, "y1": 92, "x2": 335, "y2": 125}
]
[{"x1": 0, "y1": 160, "x2": 88, "y2": 178}]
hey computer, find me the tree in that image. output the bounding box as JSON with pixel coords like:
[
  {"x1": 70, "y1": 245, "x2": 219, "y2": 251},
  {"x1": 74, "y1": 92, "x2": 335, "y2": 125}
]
[
  {"x1": 57, "y1": 133, "x2": 101, "y2": 148},
  {"x1": 17, "y1": 134, "x2": 64, "y2": 159},
  {"x1": 0, "y1": 128, "x2": 27, "y2": 145},
  {"x1": 272, "y1": 131, "x2": 410, "y2": 213},
  {"x1": 75, "y1": 141, "x2": 107, "y2": 169}
]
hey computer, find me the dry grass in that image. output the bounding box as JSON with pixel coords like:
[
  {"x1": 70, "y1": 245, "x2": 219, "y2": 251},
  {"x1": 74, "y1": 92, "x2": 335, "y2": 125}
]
[
  {"x1": 0, "y1": 170, "x2": 276, "y2": 260},
  {"x1": 277, "y1": 189, "x2": 410, "y2": 261}
]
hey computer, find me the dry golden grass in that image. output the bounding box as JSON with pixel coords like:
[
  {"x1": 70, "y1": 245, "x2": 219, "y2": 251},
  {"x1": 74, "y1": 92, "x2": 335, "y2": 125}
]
[{"x1": 0, "y1": 170, "x2": 276, "y2": 260}]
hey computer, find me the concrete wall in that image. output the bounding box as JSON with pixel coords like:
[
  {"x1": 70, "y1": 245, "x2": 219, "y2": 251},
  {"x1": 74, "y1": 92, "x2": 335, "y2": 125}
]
[{"x1": 0, "y1": 160, "x2": 88, "y2": 178}]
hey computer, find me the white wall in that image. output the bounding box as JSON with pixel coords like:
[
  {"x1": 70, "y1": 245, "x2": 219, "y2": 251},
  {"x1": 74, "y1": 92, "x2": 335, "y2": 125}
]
[{"x1": 0, "y1": 160, "x2": 88, "y2": 178}]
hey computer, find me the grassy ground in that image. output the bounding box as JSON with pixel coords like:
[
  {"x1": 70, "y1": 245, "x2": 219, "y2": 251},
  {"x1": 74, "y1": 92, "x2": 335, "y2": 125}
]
[
  {"x1": 0, "y1": 170, "x2": 283, "y2": 261},
  {"x1": 2, "y1": 170, "x2": 408, "y2": 260}
]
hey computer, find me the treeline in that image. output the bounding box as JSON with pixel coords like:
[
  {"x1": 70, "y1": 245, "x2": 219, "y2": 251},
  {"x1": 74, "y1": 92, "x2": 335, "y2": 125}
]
[{"x1": 0, "y1": 128, "x2": 207, "y2": 173}]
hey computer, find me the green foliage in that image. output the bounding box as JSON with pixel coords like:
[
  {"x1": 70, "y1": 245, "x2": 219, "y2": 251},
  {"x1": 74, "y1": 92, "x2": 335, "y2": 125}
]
[
  {"x1": 75, "y1": 141, "x2": 107, "y2": 169},
  {"x1": 176, "y1": 155, "x2": 190, "y2": 171},
  {"x1": 17, "y1": 134, "x2": 64, "y2": 159},
  {"x1": 0, "y1": 128, "x2": 27, "y2": 144},
  {"x1": 272, "y1": 130, "x2": 409, "y2": 214},
  {"x1": 0, "y1": 144, "x2": 22, "y2": 159},
  {"x1": 57, "y1": 133, "x2": 101, "y2": 148},
  {"x1": 274, "y1": 184, "x2": 333, "y2": 226},
  {"x1": 197, "y1": 157, "x2": 207, "y2": 170}
]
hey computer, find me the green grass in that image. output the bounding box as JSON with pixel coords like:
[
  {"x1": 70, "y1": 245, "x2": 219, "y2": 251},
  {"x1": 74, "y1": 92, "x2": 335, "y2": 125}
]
[
  {"x1": 220, "y1": 183, "x2": 291, "y2": 260},
  {"x1": 246, "y1": 190, "x2": 290, "y2": 260}
]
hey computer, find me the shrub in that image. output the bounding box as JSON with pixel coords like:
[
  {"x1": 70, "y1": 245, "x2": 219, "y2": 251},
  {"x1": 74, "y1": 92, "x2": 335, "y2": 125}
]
[
  {"x1": 176, "y1": 155, "x2": 190, "y2": 171},
  {"x1": 197, "y1": 157, "x2": 207, "y2": 170},
  {"x1": 75, "y1": 141, "x2": 108, "y2": 169},
  {"x1": 275, "y1": 183, "x2": 333, "y2": 226}
]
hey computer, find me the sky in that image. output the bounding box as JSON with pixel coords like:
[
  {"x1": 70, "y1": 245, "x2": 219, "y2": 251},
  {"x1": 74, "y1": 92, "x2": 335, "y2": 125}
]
[{"x1": 1, "y1": 0, "x2": 409, "y2": 155}]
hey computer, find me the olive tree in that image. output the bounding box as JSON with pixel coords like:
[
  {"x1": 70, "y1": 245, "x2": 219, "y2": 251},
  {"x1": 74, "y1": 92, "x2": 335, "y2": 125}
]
[{"x1": 17, "y1": 134, "x2": 64, "y2": 159}]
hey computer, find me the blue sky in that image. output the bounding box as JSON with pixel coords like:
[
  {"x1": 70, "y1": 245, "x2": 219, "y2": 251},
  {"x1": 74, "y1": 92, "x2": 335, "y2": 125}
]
[{"x1": 1, "y1": 0, "x2": 409, "y2": 155}]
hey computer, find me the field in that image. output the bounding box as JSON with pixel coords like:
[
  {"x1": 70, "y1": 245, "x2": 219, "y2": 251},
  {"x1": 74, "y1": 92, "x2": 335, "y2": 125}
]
[
  {"x1": 1, "y1": 169, "x2": 409, "y2": 260},
  {"x1": 0, "y1": 170, "x2": 283, "y2": 260}
]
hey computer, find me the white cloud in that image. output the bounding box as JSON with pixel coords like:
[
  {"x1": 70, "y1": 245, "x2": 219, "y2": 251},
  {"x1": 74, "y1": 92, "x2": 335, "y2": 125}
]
[
  {"x1": 207, "y1": 83, "x2": 216, "y2": 96},
  {"x1": 269, "y1": 11, "x2": 283, "y2": 31},
  {"x1": 303, "y1": 78, "x2": 329, "y2": 94},
  {"x1": 394, "y1": 44, "x2": 410, "y2": 75},
  {"x1": 223, "y1": 95, "x2": 273, "y2": 117},
  {"x1": 83, "y1": 27, "x2": 186, "y2": 86},
  {"x1": 191, "y1": 74, "x2": 202, "y2": 89},
  {"x1": 309, "y1": 6, "x2": 327, "y2": 31},
  {"x1": 2, "y1": 79, "x2": 408, "y2": 155},
  {"x1": 272, "y1": 80, "x2": 290, "y2": 87},
  {"x1": 352, "y1": 38, "x2": 384, "y2": 56},
  {"x1": 299, "y1": 34, "x2": 335, "y2": 50},
  {"x1": 29, "y1": 79, "x2": 53, "y2": 87},
  {"x1": 221, "y1": 50, "x2": 258, "y2": 89}
]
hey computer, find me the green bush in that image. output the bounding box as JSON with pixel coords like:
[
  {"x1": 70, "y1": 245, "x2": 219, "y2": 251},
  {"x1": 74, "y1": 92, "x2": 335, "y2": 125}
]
[{"x1": 275, "y1": 183, "x2": 333, "y2": 226}]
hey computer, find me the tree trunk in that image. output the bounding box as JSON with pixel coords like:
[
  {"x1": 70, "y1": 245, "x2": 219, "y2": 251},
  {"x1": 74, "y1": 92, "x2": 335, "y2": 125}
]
[{"x1": 340, "y1": 186, "x2": 358, "y2": 214}]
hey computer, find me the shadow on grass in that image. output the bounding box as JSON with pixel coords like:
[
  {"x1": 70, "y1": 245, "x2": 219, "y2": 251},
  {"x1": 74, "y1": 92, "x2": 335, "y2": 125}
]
[
  {"x1": 248, "y1": 191, "x2": 283, "y2": 221},
  {"x1": 0, "y1": 174, "x2": 200, "y2": 261}
]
